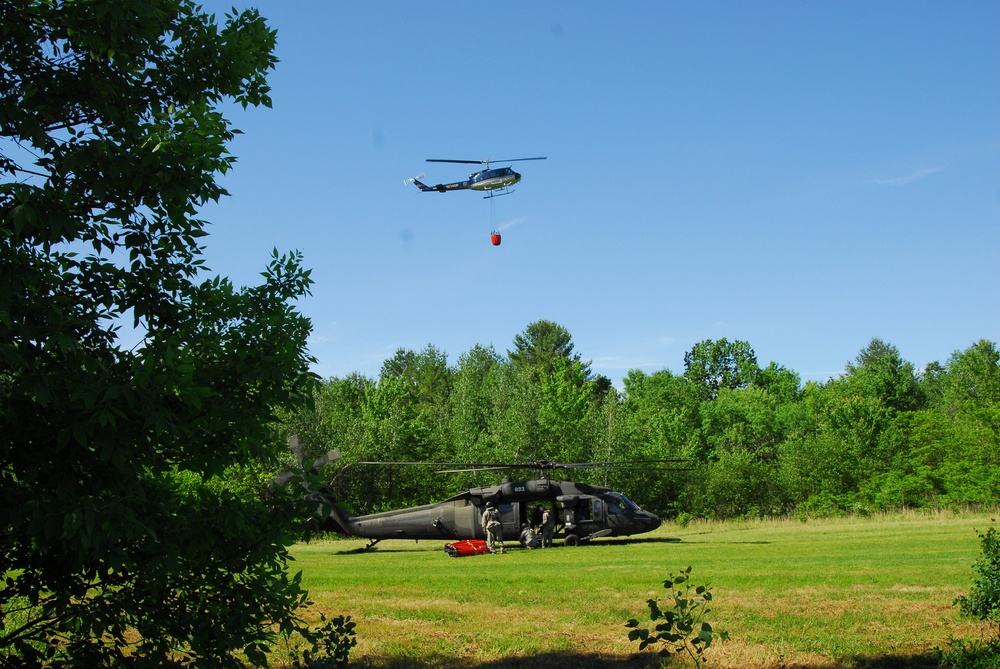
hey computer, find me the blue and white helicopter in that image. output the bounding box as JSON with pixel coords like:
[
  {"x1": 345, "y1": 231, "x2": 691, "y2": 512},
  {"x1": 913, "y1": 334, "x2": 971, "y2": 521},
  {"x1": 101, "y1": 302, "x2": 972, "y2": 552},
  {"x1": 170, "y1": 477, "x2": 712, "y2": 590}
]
[{"x1": 406, "y1": 157, "x2": 546, "y2": 198}]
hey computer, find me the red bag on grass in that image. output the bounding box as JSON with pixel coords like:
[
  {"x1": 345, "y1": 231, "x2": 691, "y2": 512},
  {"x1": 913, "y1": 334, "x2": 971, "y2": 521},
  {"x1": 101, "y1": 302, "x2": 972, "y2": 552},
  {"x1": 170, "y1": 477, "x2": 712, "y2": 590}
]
[{"x1": 444, "y1": 539, "x2": 491, "y2": 557}]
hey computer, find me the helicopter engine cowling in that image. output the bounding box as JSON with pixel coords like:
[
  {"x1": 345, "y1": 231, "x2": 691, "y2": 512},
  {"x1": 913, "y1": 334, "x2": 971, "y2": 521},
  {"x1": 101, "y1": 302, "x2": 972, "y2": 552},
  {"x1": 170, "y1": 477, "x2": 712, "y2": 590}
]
[{"x1": 498, "y1": 479, "x2": 555, "y2": 501}]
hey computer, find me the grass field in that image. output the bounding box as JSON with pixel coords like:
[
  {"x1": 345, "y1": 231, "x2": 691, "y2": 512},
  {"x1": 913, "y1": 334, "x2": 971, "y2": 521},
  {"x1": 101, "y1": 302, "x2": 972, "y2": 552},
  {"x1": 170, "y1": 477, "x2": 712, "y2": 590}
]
[{"x1": 286, "y1": 510, "x2": 996, "y2": 668}]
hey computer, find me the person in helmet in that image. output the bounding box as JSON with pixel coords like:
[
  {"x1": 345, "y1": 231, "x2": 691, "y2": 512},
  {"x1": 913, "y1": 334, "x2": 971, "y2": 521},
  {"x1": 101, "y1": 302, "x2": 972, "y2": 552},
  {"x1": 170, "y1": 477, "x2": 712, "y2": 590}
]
[
  {"x1": 520, "y1": 522, "x2": 540, "y2": 549},
  {"x1": 481, "y1": 501, "x2": 504, "y2": 554}
]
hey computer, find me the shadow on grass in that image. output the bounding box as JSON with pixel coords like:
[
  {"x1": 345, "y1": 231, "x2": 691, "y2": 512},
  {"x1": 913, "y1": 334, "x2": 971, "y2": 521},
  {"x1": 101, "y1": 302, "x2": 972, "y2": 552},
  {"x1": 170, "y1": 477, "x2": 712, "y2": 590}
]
[
  {"x1": 354, "y1": 651, "x2": 661, "y2": 668},
  {"x1": 591, "y1": 537, "x2": 683, "y2": 547},
  {"x1": 327, "y1": 536, "x2": 685, "y2": 555},
  {"x1": 846, "y1": 652, "x2": 941, "y2": 668},
  {"x1": 678, "y1": 540, "x2": 774, "y2": 545},
  {"x1": 352, "y1": 650, "x2": 943, "y2": 669}
]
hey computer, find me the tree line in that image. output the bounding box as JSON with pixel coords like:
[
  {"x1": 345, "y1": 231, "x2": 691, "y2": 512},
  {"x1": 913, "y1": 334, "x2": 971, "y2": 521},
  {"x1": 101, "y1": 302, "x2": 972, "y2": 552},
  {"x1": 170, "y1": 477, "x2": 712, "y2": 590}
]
[{"x1": 283, "y1": 320, "x2": 1000, "y2": 520}]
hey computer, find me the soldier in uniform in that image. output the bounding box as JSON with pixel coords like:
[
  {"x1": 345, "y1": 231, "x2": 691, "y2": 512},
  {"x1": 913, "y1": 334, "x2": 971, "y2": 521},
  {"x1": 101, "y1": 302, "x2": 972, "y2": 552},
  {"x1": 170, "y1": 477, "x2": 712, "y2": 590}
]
[
  {"x1": 520, "y1": 523, "x2": 540, "y2": 549},
  {"x1": 531, "y1": 505, "x2": 544, "y2": 530},
  {"x1": 541, "y1": 506, "x2": 556, "y2": 548},
  {"x1": 481, "y1": 501, "x2": 504, "y2": 554}
]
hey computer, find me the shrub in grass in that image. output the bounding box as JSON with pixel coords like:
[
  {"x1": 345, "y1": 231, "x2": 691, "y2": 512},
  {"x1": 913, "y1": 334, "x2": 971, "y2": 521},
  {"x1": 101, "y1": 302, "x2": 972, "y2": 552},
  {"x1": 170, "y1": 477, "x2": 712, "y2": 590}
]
[
  {"x1": 955, "y1": 524, "x2": 1000, "y2": 636},
  {"x1": 286, "y1": 614, "x2": 356, "y2": 669},
  {"x1": 938, "y1": 523, "x2": 1000, "y2": 669},
  {"x1": 938, "y1": 638, "x2": 1000, "y2": 669},
  {"x1": 626, "y1": 566, "x2": 728, "y2": 667}
]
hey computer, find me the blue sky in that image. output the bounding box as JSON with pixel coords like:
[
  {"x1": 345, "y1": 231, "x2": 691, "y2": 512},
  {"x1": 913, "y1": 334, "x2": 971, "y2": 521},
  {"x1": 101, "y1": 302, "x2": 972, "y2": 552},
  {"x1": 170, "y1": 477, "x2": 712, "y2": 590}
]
[{"x1": 198, "y1": 1, "x2": 998, "y2": 386}]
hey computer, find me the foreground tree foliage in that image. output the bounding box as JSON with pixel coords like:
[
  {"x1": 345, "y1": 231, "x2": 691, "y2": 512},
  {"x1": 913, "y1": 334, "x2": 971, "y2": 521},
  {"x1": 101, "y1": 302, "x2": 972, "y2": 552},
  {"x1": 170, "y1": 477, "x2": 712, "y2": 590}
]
[
  {"x1": 1, "y1": 1, "x2": 334, "y2": 665},
  {"x1": 290, "y1": 326, "x2": 1000, "y2": 521}
]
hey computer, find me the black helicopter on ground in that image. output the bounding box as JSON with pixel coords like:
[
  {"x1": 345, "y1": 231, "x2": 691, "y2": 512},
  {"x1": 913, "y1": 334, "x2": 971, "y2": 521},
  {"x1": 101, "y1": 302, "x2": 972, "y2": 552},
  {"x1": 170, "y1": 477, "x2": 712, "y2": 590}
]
[
  {"x1": 405, "y1": 157, "x2": 546, "y2": 198},
  {"x1": 315, "y1": 459, "x2": 678, "y2": 550}
]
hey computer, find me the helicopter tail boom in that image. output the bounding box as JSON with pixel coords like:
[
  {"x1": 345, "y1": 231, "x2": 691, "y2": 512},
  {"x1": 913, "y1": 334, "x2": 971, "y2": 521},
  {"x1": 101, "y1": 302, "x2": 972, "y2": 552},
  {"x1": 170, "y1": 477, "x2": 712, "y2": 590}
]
[
  {"x1": 320, "y1": 503, "x2": 356, "y2": 535},
  {"x1": 410, "y1": 177, "x2": 447, "y2": 193},
  {"x1": 406, "y1": 173, "x2": 473, "y2": 193}
]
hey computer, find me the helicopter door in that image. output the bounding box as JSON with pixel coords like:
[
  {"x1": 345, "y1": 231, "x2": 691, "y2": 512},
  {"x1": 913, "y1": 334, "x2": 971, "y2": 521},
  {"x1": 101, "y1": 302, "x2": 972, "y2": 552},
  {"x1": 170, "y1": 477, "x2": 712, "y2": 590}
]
[
  {"x1": 591, "y1": 498, "x2": 604, "y2": 524},
  {"x1": 499, "y1": 502, "x2": 519, "y2": 540},
  {"x1": 603, "y1": 495, "x2": 632, "y2": 530}
]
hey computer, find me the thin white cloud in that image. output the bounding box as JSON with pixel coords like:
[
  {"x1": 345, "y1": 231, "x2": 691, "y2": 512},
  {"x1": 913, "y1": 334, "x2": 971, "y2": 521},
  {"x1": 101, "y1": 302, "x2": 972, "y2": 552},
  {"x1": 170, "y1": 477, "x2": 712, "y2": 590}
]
[{"x1": 873, "y1": 167, "x2": 943, "y2": 186}]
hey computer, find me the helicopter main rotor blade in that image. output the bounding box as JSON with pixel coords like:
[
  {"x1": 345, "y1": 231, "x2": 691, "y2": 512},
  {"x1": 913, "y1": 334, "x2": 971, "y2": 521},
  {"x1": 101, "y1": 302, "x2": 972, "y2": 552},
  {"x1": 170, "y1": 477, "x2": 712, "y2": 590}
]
[
  {"x1": 432, "y1": 459, "x2": 691, "y2": 473},
  {"x1": 490, "y1": 157, "x2": 547, "y2": 163},
  {"x1": 356, "y1": 458, "x2": 692, "y2": 473},
  {"x1": 560, "y1": 459, "x2": 689, "y2": 469},
  {"x1": 433, "y1": 466, "x2": 518, "y2": 474},
  {"x1": 357, "y1": 461, "x2": 517, "y2": 469},
  {"x1": 425, "y1": 157, "x2": 547, "y2": 165}
]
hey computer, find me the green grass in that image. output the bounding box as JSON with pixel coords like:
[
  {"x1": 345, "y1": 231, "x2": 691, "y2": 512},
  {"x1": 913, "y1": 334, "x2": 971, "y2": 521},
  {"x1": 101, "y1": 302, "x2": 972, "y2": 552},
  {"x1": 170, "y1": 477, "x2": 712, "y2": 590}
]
[{"x1": 286, "y1": 510, "x2": 996, "y2": 668}]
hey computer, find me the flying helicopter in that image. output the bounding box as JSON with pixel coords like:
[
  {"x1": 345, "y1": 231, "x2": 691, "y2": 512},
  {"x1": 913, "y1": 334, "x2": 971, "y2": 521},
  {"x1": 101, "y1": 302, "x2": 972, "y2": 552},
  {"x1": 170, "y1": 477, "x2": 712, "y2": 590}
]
[
  {"x1": 316, "y1": 459, "x2": 680, "y2": 550},
  {"x1": 405, "y1": 157, "x2": 547, "y2": 199}
]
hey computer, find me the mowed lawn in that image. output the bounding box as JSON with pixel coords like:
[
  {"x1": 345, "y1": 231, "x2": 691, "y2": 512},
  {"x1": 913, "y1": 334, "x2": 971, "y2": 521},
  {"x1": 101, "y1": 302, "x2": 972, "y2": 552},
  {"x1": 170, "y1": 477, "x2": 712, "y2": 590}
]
[{"x1": 287, "y1": 511, "x2": 994, "y2": 668}]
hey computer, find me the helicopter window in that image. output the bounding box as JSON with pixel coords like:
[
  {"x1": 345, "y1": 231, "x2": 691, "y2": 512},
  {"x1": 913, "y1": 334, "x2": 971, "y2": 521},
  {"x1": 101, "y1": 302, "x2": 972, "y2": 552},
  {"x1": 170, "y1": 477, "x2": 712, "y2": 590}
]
[
  {"x1": 618, "y1": 495, "x2": 641, "y2": 513},
  {"x1": 604, "y1": 493, "x2": 638, "y2": 515},
  {"x1": 606, "y1": 499, "x2": 628, "y2": 515}
]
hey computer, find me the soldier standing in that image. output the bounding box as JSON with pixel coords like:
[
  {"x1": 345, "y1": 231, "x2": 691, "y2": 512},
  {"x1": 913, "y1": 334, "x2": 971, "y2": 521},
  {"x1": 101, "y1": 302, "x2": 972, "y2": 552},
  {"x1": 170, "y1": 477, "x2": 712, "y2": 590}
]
[
  {"x1": 541, "y1": 507, "x2": 555, "y2": 548},
  {"x1": 481, "y1": 502, "x2": 504, "y2": 554},
  {"x1": 531, "y1": 505, "x2": 544, "y2": 530}
]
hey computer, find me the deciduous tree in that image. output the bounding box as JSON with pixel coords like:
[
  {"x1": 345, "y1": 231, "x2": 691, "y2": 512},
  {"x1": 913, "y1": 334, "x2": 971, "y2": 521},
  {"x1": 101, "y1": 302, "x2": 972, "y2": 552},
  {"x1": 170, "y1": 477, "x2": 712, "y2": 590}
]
[
  {"x1": 1, "y1": 1, "x2": 323, "y2": 664},
  {"x1": 683, "y1": 338, "x2": 759, "y2": 400}
]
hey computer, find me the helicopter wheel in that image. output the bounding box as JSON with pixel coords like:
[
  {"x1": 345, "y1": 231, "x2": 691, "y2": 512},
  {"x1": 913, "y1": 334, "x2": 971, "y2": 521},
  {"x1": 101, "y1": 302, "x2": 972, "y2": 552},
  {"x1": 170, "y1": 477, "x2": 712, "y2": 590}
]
[{"x1": 563, "y1": 534, "x2": 580, "y2": 547}]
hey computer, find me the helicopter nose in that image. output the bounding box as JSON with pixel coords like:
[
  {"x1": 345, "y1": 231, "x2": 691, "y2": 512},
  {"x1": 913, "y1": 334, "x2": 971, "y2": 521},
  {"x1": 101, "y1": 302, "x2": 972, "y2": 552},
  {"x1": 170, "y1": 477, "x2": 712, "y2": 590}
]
[{"x1": 643, "y1": 512, "x2": 661, "y2": 532}]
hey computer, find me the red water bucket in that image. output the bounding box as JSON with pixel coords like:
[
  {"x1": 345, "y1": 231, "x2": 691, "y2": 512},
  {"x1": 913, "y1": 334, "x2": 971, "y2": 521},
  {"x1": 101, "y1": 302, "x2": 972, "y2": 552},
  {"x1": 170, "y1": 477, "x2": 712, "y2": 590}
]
[{"x1": 490, "y1": 232, "x2": 501, "y2": 246}]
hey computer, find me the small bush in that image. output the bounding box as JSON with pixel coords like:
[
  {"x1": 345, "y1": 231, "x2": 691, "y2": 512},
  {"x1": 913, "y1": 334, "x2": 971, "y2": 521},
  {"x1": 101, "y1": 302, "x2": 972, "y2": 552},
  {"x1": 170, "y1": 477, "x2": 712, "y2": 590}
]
[
  {"x1": 938, "y1": 523, "x2": 1000, "y2": 669},
  {"x1": 955, "y1": 523, "x2": 1000, "y2": 636},
  {"x1": 626, "y1": 566, "x2": 728, "y2": 667},
  {"x1": 938, "y1": 637, "x2": 1000, "y2": 669},
  {"x1": 287, "y1": 614, "x2": 357, "y2": 668}
]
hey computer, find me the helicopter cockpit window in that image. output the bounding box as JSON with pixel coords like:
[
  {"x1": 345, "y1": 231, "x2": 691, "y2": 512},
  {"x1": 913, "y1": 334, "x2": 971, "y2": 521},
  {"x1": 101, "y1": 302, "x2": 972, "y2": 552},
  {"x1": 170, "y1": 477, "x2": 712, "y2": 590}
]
[
  {"x1": 604, "y1": 493, "x2": 639, "y2": 515},
  {"x1": 605, "y1": 498, "x2": 627, "y2": 515},
  {"x1": 618, "y1": 494, "x2": 641, "y2": 513}
]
